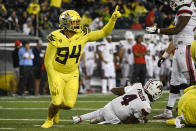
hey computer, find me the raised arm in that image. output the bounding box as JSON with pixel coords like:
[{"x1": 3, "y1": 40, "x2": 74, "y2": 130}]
[{"x1": 88, "y1": 6, "x2": 121, "y2": 42}]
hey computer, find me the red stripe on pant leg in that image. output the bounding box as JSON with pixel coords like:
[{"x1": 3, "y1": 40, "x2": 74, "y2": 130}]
[
  {"x1": 188, "y1": 46, "x2": 196, "y2": 83},
  {"x1": 186, "y1": 46, "x2": 193, "y2": 84}
]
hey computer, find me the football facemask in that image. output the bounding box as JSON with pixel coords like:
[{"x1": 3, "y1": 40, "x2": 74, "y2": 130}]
[
  {"x1": 144, "y1": 79, "x2": 163, "y2": 101},
  {"x1": 59, "y1": 10, "x2": 82, "y2": 33}
]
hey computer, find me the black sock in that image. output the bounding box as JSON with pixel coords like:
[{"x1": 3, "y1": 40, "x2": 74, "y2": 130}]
[{"x1": 166, "y1": 106, "x2": 173, "y2": 110}]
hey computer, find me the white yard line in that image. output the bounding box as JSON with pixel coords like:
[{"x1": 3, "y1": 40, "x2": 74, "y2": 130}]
[
  {"x1": 0, "y1": 118, "x2": 165, "y2": 123},
  {"x1": 34, "y1": 124, "x2": 67, "y2": 127},
  {"x1": 0, "y1": 108, "x2": 96, "y2": 110},
  {"x1": 0, "y1": 100, "x2": 169, "y2": 103},
  {"x1": 0, "y1": 128, "x2": 15, "y2": 130},
  {"x1": 0, "y1": 91, "x2": 170, "y2": 100},
  {"x1": 0, "y1": 107, "x2": 170, "y2": 111}
]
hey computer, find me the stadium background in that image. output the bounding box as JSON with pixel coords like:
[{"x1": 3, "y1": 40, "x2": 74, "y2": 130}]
[
  {"x1": 0, "y1": 0, "x2": 176, "y2": 94},
  {"x1": 0, "y1": 0, "x2": 196, "y2": 130}
]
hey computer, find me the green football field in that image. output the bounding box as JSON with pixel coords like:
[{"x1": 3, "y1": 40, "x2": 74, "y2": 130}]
[{"x1": 0, "y1": 93, "x2": 195, "y2": 131}]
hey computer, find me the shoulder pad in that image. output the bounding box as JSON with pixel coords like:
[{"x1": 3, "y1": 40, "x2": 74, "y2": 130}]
[
  {"x1": 47, "y1": 33, "x2": 56, "y2": 42},
  {"x1": 82, "y1": 26, "x2": 91, "y2": 35},
  {"x1": 177, "y1": 6, "x2": 193, "y2": 16}
]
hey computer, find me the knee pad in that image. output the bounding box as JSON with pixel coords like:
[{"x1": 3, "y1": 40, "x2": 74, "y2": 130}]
[
  {"x1": 64, "y1": 100, "x2": 75, "y2": 109},
  {"x1": 170, "y1": 85, "x2": 180, "y2": 94},
  {"x1": 52, "y1": 99, "x2": 62, "y2": 106}
]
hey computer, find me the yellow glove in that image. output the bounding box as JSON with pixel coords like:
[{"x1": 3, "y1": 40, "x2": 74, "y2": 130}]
[{"x1": 111, "y1": 5, "x2": 122, "y2": 21}]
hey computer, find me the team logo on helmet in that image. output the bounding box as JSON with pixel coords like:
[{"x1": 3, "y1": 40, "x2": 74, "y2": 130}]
[{"x1": 59, "y1": 10, "x2": 82, "y2": 33}]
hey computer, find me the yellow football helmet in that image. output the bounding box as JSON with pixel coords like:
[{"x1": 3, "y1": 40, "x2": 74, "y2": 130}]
[
  {"x1": 190, "y1": 40, "x2": 196, "y2": 63},
  {"x1": 190, "y1": 30, "x2": 196, "y2": 63},
  {"x1": 59, "y1": 10, "x2": 82, "y2": 32}
]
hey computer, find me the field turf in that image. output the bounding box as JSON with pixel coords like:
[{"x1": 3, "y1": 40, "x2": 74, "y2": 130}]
[{"x1": 0, "y1": 92, "x2": 195, "y2": 131}]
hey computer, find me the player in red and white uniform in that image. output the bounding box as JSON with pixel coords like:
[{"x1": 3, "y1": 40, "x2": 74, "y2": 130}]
[
  {"x1": 144, "y1": 34, "x2": 154, "y2": 78},
  {"x1": 82, "y1": 42, "x2": 97, "y2": 93},
  {"x1": 97, "y1": 36, "x2": 116, "y2": 94},
  {"x1": 119, "y1": 31, "x2": 135, "y2": 86},
  {"x1": 146, "y1": 0, "x2": 196, "y2": 119},
  {"x1": 158, "y1": 35, "x2": 171, "y2": 89},
  {"x1": 72, "y1": 79, "x2": 163, "y2": 124}
]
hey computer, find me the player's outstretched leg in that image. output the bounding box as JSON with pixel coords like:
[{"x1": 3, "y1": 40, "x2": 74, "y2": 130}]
[
  {"x1": 153, "y1": 85, "x2": 180, "y2": 119},
  {"x1": 72, "y1": 108, "x2": 104, "y2": 124}
]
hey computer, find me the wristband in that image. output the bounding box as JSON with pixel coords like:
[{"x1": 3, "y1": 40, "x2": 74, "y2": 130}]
[
  {"x1": 157, "y1": 29, "x2": 160, "y2": 34},
  {"x1": 162, "y1": 52, "x2": 169, "y2": 58}
]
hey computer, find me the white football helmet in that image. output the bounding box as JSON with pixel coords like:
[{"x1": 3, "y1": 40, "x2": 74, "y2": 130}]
[
  {"x1": 169, "y1": 0, "x2": 192, "y2": 10},
  {"x1": 144, "y1": 79, "x2": 163, "y2": 101},
  {"x1": 143, "y1": 34, "x2": 151, "y2": 43},
  {"x1": 124, "y1": 31, "x2": 134, "y2": 40},
  {"x1": 161, "y1": 35, "x2": 169, "y2": 44},
  {"x1": 59, "y1": 10, "x2": 82, "y2": 32}
]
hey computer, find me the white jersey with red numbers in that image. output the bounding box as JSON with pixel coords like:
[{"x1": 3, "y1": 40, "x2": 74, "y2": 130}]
[
  {"x1": 83, "y1": 42, "x2": 97, "y2": 76},
  {"x1": 173, "y1": 3, "x2": 196, "y2": 48},
  {"x1": 119, "y1": 40, "x2": 134, "y2": 65},
  {"x1": 98, "y1": 40, "x2": 115, "y2": 63},
  {"x1": 169, "y1": 3, "x2": 196, "y2": 86},
  {"x1": 109, "y1": 83, "x2": 151, "y2": 121},
  {"x1": 83, "y1": 42, "x2": 96, "y2": 63}
]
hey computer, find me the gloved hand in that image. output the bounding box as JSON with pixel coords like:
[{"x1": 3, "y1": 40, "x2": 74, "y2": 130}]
[
  {"x1": 175, "y1": 116, "x2": 185, "y2": 128},
  {"x1": 157, "y1": 57, "x2": 165, "y2": 67},
  {"x1": 146, "y1": 26, "x2": 159, "y2": 34},
  {"x1": 111, "y1": 5, "x2": 122, "y2": 21}
]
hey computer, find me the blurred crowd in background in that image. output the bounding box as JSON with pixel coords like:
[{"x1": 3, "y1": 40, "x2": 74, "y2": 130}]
[
  {"x1": 1, "y1": 32, "x2": 172, "y2": 96},
  {"x1": 0, "y1": 0, "x2": 175, "y2": 96},
  {"x1": 0, "y1": 0, "x2": 175, "y2": 36}
]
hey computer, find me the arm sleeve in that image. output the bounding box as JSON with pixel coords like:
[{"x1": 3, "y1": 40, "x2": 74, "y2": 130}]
[
  {"x1": 47, "y1": 33, "x2": 57, "y2": 47},
  {"x1": 177, "y1": 6, "x2": 193, "y2": 16},
  {"x1": 87, "y1": 18, "x2": 116, "y2": 42},
  {"x1": 44, "y1": 43, "x2": 57, "y2": 79}
]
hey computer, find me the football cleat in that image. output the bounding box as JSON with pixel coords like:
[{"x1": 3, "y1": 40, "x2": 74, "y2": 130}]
[
  {"x1": 54, "y1": 111, "x2": 59, "y2": 124},
  {"x1": 153, "y1": 109, "x2": 173, "y2": 119},
  {"x1": 41, "y1": 119, "x2": 54, "y2": 128},
  {"x1": 72, "y1": 116, "x2": 81, "y2": 124}
]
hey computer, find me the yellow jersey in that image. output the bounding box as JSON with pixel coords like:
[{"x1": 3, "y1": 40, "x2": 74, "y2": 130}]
[
  {"x1": 27, "y1": 3, "x2": 40, "y2": 15},
  {"x1": 45, "y1": 18, "x2": 116, "y2": 75},
  {"x1": 47, "y1": 27, "x2": 90, "y2": 74},
  {"x1": 178, "y1": 88, "x2": 196, "y2": 125}
]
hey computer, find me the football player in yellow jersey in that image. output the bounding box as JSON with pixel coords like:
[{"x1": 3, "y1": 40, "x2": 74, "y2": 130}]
[
  {"x1": 167, "y1": 30, "x2": 196, "y2": 128},
  {"x1": 41, "y1": 6, "x2": 121, "y2": 128},
  {"x1": 190, "y1": 30, "x2": 196, "y2": 63},
  {"x1": 166, "y1": 85, "x2": 196, "y2": 128}
]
